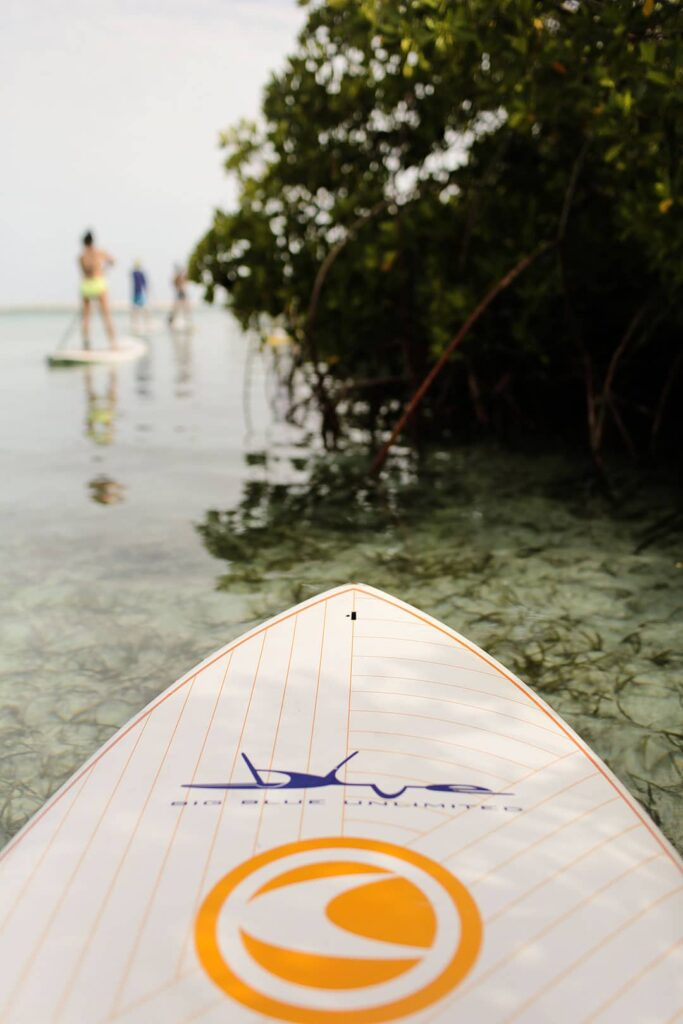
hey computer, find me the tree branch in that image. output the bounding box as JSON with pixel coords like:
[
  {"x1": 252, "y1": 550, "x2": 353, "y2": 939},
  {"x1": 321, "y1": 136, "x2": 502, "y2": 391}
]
[
  {"x1": 594, "y1": 303, "x2": 648, "y2": 451},
  {"x1": 305, "y1": 198, "x2": 391, "y2": 348},
  {"x1": 302, "y1": 197, "x2": 392, "y2": 447},
  {"x1": 558, "y1": 137, "x2": 590, "y2": 243},
  {"x1": 367, "y1": 240, "x2": 554, "y2": 479},
  {"x1": 651, "y1": 349, "x2": 683, "y2": 448}
]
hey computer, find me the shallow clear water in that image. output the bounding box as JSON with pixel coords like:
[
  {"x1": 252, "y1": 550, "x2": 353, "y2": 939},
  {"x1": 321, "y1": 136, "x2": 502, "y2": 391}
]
[{"x1": 1, "y1": 311, "x2": 681, "y2": 852}]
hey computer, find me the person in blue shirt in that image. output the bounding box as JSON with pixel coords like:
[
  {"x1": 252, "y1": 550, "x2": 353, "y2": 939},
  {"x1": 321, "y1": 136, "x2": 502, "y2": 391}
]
[{"x1": 130, "y1": 261, "x2": 149, "y2": 334}]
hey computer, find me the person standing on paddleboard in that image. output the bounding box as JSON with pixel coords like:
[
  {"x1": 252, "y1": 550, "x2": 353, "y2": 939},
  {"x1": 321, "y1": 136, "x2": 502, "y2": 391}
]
[
  {"x1": 79, "y1": 230, "x2": 117, "y2": 349},
  {"x1": 168, "y1": 264, "x2": 191, "y2": 329}
]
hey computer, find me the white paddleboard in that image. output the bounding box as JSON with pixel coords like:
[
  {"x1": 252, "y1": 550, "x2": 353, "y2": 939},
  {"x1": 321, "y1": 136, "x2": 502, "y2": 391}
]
[
  {"x1": 1, "y1": 584, "x2": 681, "y2": 1023},
  {"x1": 47, "y1": 338, "x2": 146, "y2": 366}
]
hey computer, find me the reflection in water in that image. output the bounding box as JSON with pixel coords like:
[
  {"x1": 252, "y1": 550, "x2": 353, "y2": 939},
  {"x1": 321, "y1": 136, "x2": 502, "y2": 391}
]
[
  {"x1": 264, "y1": 338, "x2": 296, "y2": 423},
  {"x1": 87, "y1": 475, "x2": 126, "y2": 505},
  {"x1": 199, "y1": 451, "x2": 381, "y2": 568},
  {"x1": 171, "y1": 327, "x2": 193, "y2": 398},
  {"x1": 135, "y1": 340, "x2": 154, "y2": 398},
  {"x1": 83, "y1": 367, "x2": 125, "y2": 503},
  {"x1": 84, "y1": 367, "x2": 118, "y2": 446},
  {"x1": 243, "y1": 335, "x2": 298, "y2": 446}
]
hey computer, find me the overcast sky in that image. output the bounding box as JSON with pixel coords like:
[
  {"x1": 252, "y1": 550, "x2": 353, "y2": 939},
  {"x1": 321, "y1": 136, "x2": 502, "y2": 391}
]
[{"x1": 1, "y1": 0, "x2": 306, "y2": 306}]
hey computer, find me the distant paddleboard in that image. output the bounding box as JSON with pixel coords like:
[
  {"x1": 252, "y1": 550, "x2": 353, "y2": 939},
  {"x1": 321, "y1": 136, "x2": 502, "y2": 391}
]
[
  {"x1": 47, "y1": 337, "x2": 146, "y2": 366},
  {"x1": 1, "y1": 584, "x2": 681, "y2": 1023}
]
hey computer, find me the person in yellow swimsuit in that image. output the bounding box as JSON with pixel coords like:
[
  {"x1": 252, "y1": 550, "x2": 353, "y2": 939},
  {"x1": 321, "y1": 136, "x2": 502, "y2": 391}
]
[{"x1": 79, "y1": 230, "x2": 117, "y2": 349}]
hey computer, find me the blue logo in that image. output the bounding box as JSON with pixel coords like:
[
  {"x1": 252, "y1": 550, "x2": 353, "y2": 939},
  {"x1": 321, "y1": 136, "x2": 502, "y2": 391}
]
[{"x1": 184, "y1": 752, "x2": 512, "y2": 799}]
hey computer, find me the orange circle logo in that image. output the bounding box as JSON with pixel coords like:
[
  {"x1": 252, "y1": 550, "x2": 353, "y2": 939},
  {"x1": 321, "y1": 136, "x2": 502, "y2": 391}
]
[{"x1": 195, "y1": 837, "x2": 482, "y2": 1022}]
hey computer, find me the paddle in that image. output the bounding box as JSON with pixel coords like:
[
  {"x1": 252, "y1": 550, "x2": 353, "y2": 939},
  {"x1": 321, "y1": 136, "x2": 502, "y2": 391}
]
[{"x1": 55, "y1": 310, "x2": 81, "y2": 352}]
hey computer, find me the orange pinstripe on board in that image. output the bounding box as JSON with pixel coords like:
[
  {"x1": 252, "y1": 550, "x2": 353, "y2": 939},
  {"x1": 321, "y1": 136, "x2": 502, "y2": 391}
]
[
  {"x1": 484, "y1": 822, "x2": 641, "y2": 926},
  {"x1": 99, "y1": 636, "x2": 269, "y2": 1019},
  {"x1": 297, "y1": 600, "x2": 328, "y2": 841},
  {"x1": 443, "y1": 768, "x2": 597, "y2": 862},
  {"x1": 352, "y1": 672, "x2": 537, "y2": 706},
  {"x1": 354, "y1": 653, "x2": 502, "y2": 678},
  {"x1": 352, "y1": 688, "x2": 563, "y2": 735},
  {"x1": 251, "y1": 616, "x2": 298, "y2": 856},
  {"x1": 0, "y1": 771, "x2": 92, "y2": 936},
  {"x1": 404, "y1": 751, "x2": 578, "y2": 851},
  {"x1": 351, "y1": 726, "x2": 543, "y2": 770},
  {"x1": 103, "y1": 653, "x2": 234, "y2": 1017},
  {"x1": 448, "y1": 853, "x2": 664, "y2": 1010},
  {"x1": 108, "y1": 605, "x2": 332, "y2": 1017},
  {"x1": 340, "y1": 588, "x2": 356, "y2": 836},
  {"x1": 501, "y1": 881, "x2": 682, "y2": 1022},
  {"x1": 344, "y1": 819, "x2": 422, "y2": 834},
  {"x1": 348, "y1": 737, "x2": 513, "y2": 783},
  {"x1": 584, "y1": 939, "x2": 683, "y2": 1022},
  {"x1": 471, "y1": 795, "x2": 621, "y2": 889},
  {"x1": 50, "y1": 672, "x2": 198, "y2": 1020},
  {"x1": 353, "y1": 707, "x2": 559, "y2": 760},
  {"x1": 0, "y1": 717, "x2": 152, "y2": 1020},
  {"x1": 173, "y1": 631, "x2": 268, "y2": 980}
]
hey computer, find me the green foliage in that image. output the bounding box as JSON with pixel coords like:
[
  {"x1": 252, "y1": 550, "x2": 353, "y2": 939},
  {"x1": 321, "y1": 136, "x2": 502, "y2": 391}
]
[{"x1": 190, "y1": 0, "x2": 682, "y2": 456}]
